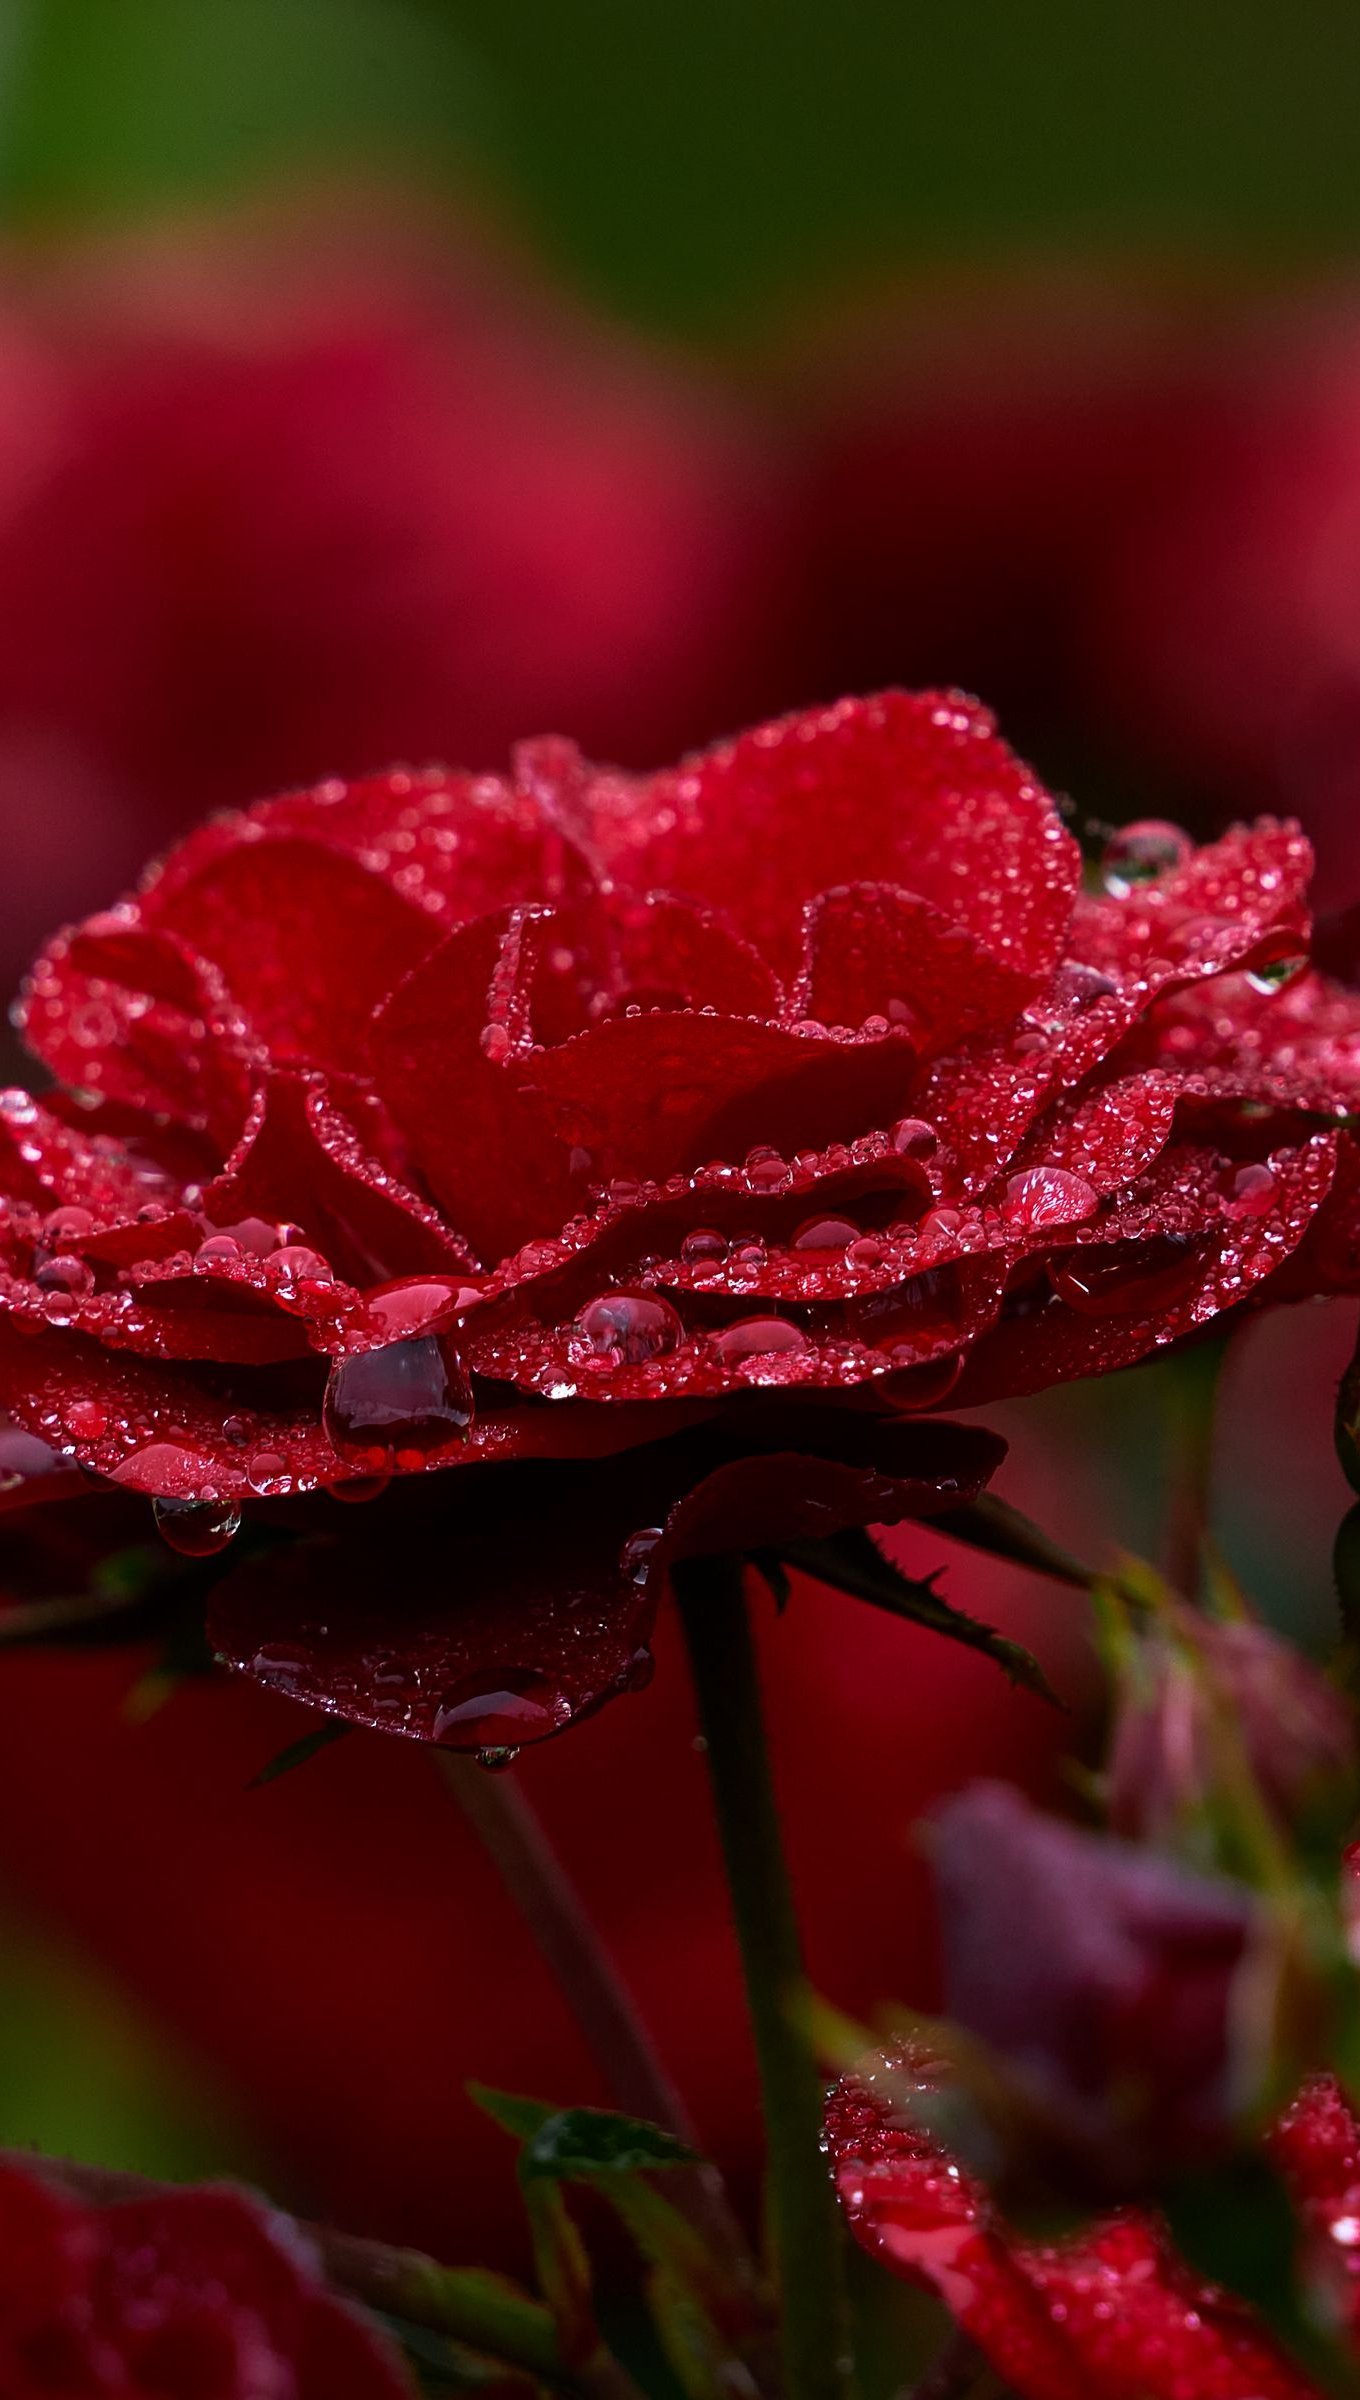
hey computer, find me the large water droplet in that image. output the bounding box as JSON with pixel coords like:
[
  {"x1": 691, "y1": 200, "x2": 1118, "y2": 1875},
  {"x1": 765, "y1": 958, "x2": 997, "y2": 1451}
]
[
  {"x1": 42, "y1": 1205, "x2": 94, "y2": 1245},
  {"x1": 33, "y1": 1252, "x2": 93, "y2": 1297},
  {"x1": 1245, "y1": 940, "x2": 1309, "y2": 996},
  {"x1": 1100, "y1": 820, "x2": 1193, "y2": 896},
  {"x1": 570, "y1": 1291, "x2": 683, "y2": 1367},
  {"x1": 680, "y1": 1227, "x2": 728, "y2": 1272},
  {"x1": 793, "y1": 1214, "x2": 861, "y2": 1251},
  {"x1": 713, "y1": 1316, "x2": 809, "y2": 1362},
  {"x1": 1050, "y1": 1234, "x2": 1210, "y2": 1317},
  {"x1": 745, "y1": 1145, "x2": 792, "y2": 1195},
  {"x1": 1220, "y1": 1161, "x2": 1277, "y2": 1219},
  {"x1": 362, "y1": 1275, "x2": 480, "y2": 1344},
  {"x1": 195, "y1": 1233, "x2": 244, "y2": 1269},
  {"x1": 620, "y1": 1526, "x2": 664, "y2": 1585},
  {"x1": 153, "y1": 1497, "x2": 242, "y2": 1557},
  {"x1": 323, "y1": 1335, "x2": 474, "y2": 1469},
  {"x1": 889, "y1": 1118, "x2": 939, "y2": 1159},
  {"x1": 1001, "y1": 1166, "x2": 1099, "y2": 1231},
  {"x1": 267, "y1": 1245, "x2": 334, "y2": 1307},
  {"x1": 432, "y1": 1669, "x2": 573, "y2": 1749}
]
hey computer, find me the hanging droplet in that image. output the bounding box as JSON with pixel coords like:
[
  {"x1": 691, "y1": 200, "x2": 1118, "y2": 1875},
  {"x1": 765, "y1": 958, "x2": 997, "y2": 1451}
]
[
  {"x1": 848, "y1": 1268, "x2": 962, "y2": 1352},
  {"x1": 1245, "y1": 940, "x2": 1309, "y2": 996},
  {"x1": 1000, "y1": 1166, "x2": 1099, "y2": 1230},
  {"x1": 1100, "y1": 820, "x2": 1194, "y2": 897},
  {"x1": 620, "y1": 1525, "x2": 664, "y2": 1585},
  {"x1": 1050, "y1": 1233, "x2": 1210, "y2": 1318},
  {"x1": 713, "y1": 1316, "x2": 809, "y2": 1362},
  {"x1": 570, "y1": 1291, "x2": 683, "y2": 1368},
  {"x1": 432, "y1": 1669, "x2": 573, "y2": 1749},
  {"x1": 323, "y1": 1335, "x2": 474, "y2": 1470},
  {"x1": 153, "y1": 1496, "x2": 243, "y2": 1557},
  {"x1": 328, "y1": 1472, "x2": 393, "y2": 1506}
]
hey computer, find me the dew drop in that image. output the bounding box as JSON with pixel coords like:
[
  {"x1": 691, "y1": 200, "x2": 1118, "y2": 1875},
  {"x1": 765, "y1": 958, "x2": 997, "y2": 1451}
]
[
  {"x1": 793, "y1": 1214, "x2": 860, "y2": 1251},
  {"x1": 62, "y1": 1399, "x2": 107, "y2": 1441},
  {"x1": 42, "y1": 1205, "x2": 94, "y2": 1245},
  {"x1": 744, "y1": 1146, "x2": 792, "y2": 1195},
  {"x1": 713, "y1": 1316, "x2": 809, "y2": 1363},
  {"x1": 620, "y1": 1526, "x2": 664, "y2": 1585},
  {"x1": 1221, "y1": 1161, "x2": 1277, "y2": 1219},
  {"x1": 34, "y1": 1252, "x2": 93, "y2": 1297},
  {"x1": 479, "y1": 1022, "x2": 511, "y2": 1063},
  {"x1": 266, "y1": 1245, "x2": 334, "y2": 1305},
  {"x1": 152, "y1": 1497, "x2": 243, "y2": 1557},
  {"x1": 194, "y1": 1233, "x2": 244, "y2": 1268},
  {"x1": 1054, "y1": 961, "x2": 1120, "y2": 1008},
  {"x1": 846, "y1": 1233, "x2": 888, "y2": 1269},
  {"x1": 246, "y1": 1449, "x2": 291, "y2": 1496},
  {"x1": 323, "y1": 1335, "x2": 475, "y2": 1469},
  {"x1": 570, "y1": 1291, "x2": 683, "y2": 1367},
  {"x1": 362, "y1": 1275, "x2": 479, "y2": 1344},
  {"x1": 680, "y1": 1226, "x2": 728, "y2": 1271},
  {"x1": 1100, "y1": 820, "x2": 1193, "y2": 896},
  {"x1": 1001, "y1": 1166, "x2": 1099, "y2": 1230},
  {"x1": 432, "y1": 1669, "x2": 573, "y2": 1749},
  {"x1": 889, "y1": 1117, "x2": 939, "y2": 1159},
  {"x1": 1245, "y1": 941, "x2": 1309, "y2": 995}
]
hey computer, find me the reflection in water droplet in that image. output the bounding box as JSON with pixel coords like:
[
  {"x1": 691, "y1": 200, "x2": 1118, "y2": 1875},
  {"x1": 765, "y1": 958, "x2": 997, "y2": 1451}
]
[
  {"x1": 246, "y1": 1449, "x2": 291, "y2": 1496},
  {"x1": 1221, "y1": 1161, "x2": 1277, "y2": 1219},
  {"x1": 745, "y1": 1146, "x2": 792, "y2": 1195},
  {"x1": 194, "y1": 1234, "x2": 244, "y2": 1268},
  {"x1": 323, "y1": 1335, "x2": 474, "y2": 1469},
  {"x1": 1050, "y1": 1233, "x2": 1210, "y2": 1317},
  {"x1": 1246, "y1": 943, "x2": 1309, "y2": 996},
  {"x1": 1001, "y1": 1166, "x2": 1099, "y2": 1230},
  {"x1": 793, "y1": 1214, "x2": 860, "y2": 1251},
  {"x1": 328, "y1": 1472, "x2": 393, "y2": 1506},
  {"x1": 570, "y1": 1291, "x2": 683, "y2": 1367},
  {"x1": 153, "y1": 1497, "x2": 243, "y2": 1557},
  {"x1": 680, "y1": 1227, "x2": 728, "y2": 1270},
  {"x1": 1100, "y1": 820, "x2": 1193, "y2": 897},
  {"x1": 33, "y1": 1252, "x2": 93, "y2": 1297},
  {"x1": 889, "y1": 1118, "x2": 939, "y2": 1159},
  {"x1": 477, "y1": 1746, "x2": 521, "y2": 1772},
  {"x1": 620, "y1": 1526, "x2": 664, "y2": 1585},
  {"x1": 433, "y1": 1669, "x2": 573, "y2": 1749}
]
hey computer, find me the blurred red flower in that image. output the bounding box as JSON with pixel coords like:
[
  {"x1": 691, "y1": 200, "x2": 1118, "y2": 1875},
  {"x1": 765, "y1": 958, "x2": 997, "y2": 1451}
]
[
  {"x1": 0, "y1": 203, "x2": 787, "y2": 985},
  {"x1": 0, "y1": 2156, "x2": 411, "y2": 2397},
  {"x1": 0, "y1": 690, "x2": 1356, "y2": 1750},
  {"x1": 827, "y1": 2039, "x2": 1351, "y2": 2399}
]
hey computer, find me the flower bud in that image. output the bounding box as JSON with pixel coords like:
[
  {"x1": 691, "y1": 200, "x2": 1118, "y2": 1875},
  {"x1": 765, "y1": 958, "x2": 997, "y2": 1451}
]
[
  {"x1": 1107, "y1": 1607, "x2": 1355, "y2": 1847},
  {"x1": 928, "y1": 1781, "x2": 1272, "y2": 2195}
]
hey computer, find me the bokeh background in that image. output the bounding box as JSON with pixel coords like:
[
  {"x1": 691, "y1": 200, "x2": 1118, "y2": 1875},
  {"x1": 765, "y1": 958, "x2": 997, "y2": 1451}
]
[{"x1": 0, "y1": 0, "x2": 1358, "y2": 2325}]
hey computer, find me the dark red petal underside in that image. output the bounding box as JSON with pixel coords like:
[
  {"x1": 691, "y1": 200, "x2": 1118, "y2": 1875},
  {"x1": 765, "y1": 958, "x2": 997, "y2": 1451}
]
[
  {"x1": 141, "y1": 836, "x2": 441, "y2": 1071},
  {"x1": 826, "y1": 2049, "x2": 1321, "y2": 2400}
]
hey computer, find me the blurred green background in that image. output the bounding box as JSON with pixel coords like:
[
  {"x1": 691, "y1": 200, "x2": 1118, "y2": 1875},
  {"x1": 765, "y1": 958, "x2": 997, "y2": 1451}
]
[{"x1": 0, "y1": 0, "x2": 1354, "y2": 2245}]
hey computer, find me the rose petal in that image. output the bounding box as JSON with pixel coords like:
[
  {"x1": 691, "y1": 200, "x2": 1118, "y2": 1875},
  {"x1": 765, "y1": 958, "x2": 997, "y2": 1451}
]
[{"x1": 827, "y1": 2047, "x2": 1321, "y2": 2400}]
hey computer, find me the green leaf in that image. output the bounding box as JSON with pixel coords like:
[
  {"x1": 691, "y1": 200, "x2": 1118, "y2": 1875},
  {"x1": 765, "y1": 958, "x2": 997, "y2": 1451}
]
[
  {"x1": 248, "y1": 1718, "x2": 353, "y2": 1788},
  {"x1": 929, "y1": 1492, "x2": 1096, "y2": 1589},
  {"x1": 469, "y1": 2088, "x2": 696, "y2": 2180},
  {"x1": 778, "y1": 1527, "x2": 1063, "y2": 1704}
]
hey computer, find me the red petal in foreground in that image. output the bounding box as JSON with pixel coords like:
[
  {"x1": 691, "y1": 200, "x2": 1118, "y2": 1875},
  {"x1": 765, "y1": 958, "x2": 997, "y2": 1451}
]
[
  {"x1": 1268, "y1": 2076, "x2": 1360, "y2": 2348},
  {"x1": 0, "y1": 2159, "x2": 413, "y2": 2398},
  {"x1": 826, "y1": 2048, "x2": 1322, "y2": 2400}
]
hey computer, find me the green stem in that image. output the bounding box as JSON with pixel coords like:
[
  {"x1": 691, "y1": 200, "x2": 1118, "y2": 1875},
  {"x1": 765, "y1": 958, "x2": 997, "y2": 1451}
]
[
  {"x1": 1165, "y1": 1334, "x2": 1228, "y2": 1602},
  {"x1": 676, "y1": 1555, "x2": 854, "y2": 2400}
]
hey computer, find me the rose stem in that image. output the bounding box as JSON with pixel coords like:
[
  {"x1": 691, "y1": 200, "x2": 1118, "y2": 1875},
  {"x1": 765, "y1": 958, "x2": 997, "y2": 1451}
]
[
  {"x1": 8, "y1": 2148, "x2": 639, "y2": 2399},
  {"x1": 1164, "y1": 1333, "x2": 1228, "y2": 1601},
  {"x1": 676, "y1": 1554, "x2": 855, "y2": 2400},
  {"x1": 437, "y1": 1749, "x2": 757, "y2": 2290}
]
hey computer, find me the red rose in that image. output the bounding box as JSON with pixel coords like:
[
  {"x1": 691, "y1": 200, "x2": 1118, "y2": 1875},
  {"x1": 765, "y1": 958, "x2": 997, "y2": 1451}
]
[
  {"x1": 0, "y1": 690, "x2": 1355, "y2": 1749},
  {"x1": 0, "y1": 2156, "x2": 411, "y2": 2397},
  {"x1": 0, "y1": 204, "x2": 786, "y2": 985},
  {"x1": 826, "y1": 2040, "x2": 1346, "y2": 2400}
]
